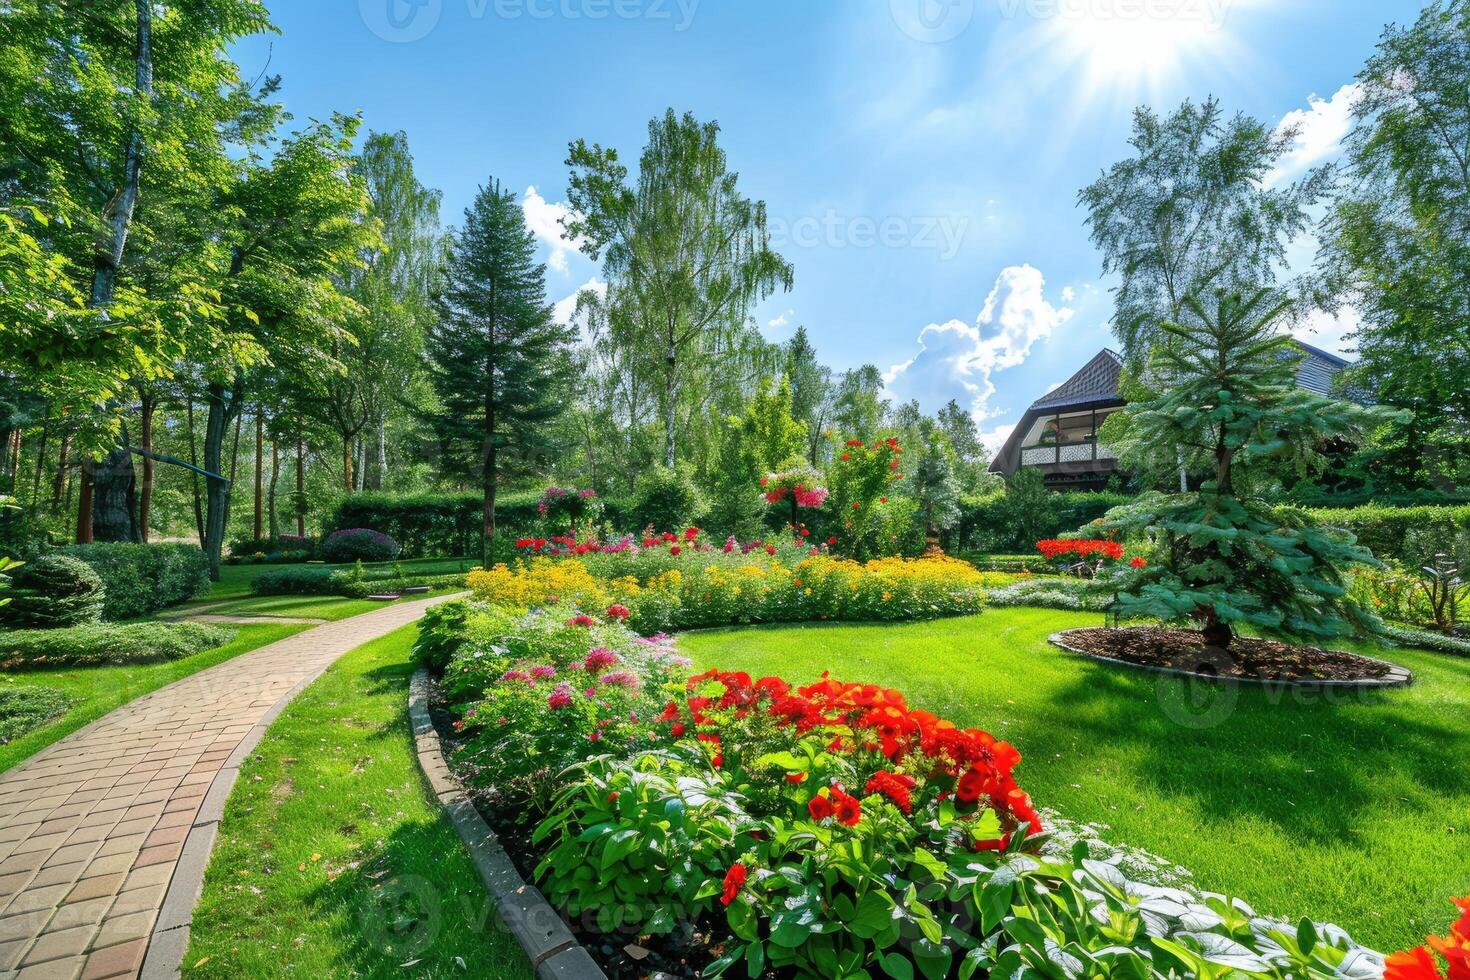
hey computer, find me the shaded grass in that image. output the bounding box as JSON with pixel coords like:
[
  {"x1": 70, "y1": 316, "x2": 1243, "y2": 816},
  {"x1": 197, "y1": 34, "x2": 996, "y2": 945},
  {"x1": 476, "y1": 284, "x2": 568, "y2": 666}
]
[
  {"x1": 0, "y1": 623, "x2": 306, "y2": 773},
  {"x1": 184, "y1": 624, "x2": 531, "y2": 979},
  {"x1": 678, "y1": 608, "x2": 1470, "y2": 953}
]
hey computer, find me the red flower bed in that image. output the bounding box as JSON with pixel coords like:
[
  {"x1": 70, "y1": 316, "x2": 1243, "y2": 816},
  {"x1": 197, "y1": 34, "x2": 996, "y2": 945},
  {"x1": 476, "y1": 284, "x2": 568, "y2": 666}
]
[{"x1": 1035, "y1": 538, "x2": 1125, "y2": 561}]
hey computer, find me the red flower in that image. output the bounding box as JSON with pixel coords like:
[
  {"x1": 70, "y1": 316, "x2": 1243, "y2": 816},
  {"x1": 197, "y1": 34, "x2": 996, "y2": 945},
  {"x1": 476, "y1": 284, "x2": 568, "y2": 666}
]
[
  {"x1": 1130, "y1": 556, "x2": 1148, "y2": 569},
  {"x1": 807, "y1": 794, "x2": 833, "y2": 821},
  {"x1": 684, "y1": 526, "x2": 700, "y2": 542},
  {"x1": 605, "y1": 603, "x2": 630, "y2": 621},
  {"x1": 879, "y1": 496, "x2": 888, "y2": 504},
  {"x1": 670, "y1": 545, "x2": 681, "y2": 556},
  {"x1": 607, "y1": 791, "x2": 619, "y2": 803},
  {"x1": 827, "y1": 536, "x2": 838, "y2": 545},
  {"x1": 864, "y1": 771, "x2": 916, "y2": 814},
  {"x1": 786, "y1": 772, "x2": 807, "y2": 784},
  {"x1": 841, "y1": 453, "x2": 851, "y2": 462},
  {"x1": 720, "y1": 863, "x2": 748, "y2": 906},
  {"x1": 1387, "y1": 948, "x2": 1446, "y2": 980},
  {"x1": 852, "y1": 501, "x2": 861, "y2": 510},
  {"x1": 565, "y1": 614, "x2": 596, "y2": 628},
  {"x1": 765, "y1": 544, "x2": 777, "y2": 556},
  {"x1": 830, "y1": 787, "x2": 862, "y2": 826}
]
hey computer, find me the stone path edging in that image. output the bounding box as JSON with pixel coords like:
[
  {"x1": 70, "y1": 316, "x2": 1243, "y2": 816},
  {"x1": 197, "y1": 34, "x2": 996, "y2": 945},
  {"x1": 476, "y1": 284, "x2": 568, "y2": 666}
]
[
  {"x1": 407, "y1": 669, "x2": 606, "y2": 980},
  {"x1": 0, "y1": 593, "x2": 462, "y2": 980},
  {"x1": 1048, "y1": 628, "x2": 1414, "y2": 690}
]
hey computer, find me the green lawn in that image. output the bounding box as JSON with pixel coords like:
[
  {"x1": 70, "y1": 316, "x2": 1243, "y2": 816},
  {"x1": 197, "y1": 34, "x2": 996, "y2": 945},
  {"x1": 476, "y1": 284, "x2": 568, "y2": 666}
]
[
  {"x1": 0, "y1": 622, "x2": 308, "y2": 774},
  {"x1": 678, "y1": 608, "x2": 1470, "y2": 953},
  {"x1": 184, "y1": 624, "x2": 531, "y2": 979}
]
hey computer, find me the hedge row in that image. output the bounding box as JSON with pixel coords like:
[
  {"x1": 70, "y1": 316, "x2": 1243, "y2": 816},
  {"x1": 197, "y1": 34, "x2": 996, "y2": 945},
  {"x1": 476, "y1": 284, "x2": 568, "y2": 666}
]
[
  {"x1": 1292, "y1": 504, "x2": 1470, "y2": 563},
  {"x1": 0, "y1": 622, "x2": 233, "y2": 669},
  {"x1": 52, "y1": 543, "x2": 210, "y2": 621},
  {"x1": 326, "y1": 491, "x2": 635, "y2": 558}
]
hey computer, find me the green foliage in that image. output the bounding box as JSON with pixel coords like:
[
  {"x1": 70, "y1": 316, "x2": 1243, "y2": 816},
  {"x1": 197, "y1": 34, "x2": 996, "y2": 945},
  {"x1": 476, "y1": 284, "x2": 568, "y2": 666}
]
[
  {"x1": 630, "y1": 464, "x2": 709, "y2": 532},
  {"x1": 1296, "y1": 504, "x2": 1470, "y2": 564},
  {"x1": 1099, "y1": 290, "x2": 1390, "y2": 647},
  {"x1": 412, "y1": 600, "x2": 471, "y2": 672},
  {"x1": 320, "y1": 529, "x2": 400, "y2": 564},
  {"x1": 0, "y1": 686, "x2": 72, "y2": 745},
  {"x1": 1319, "y1": 0, "x2": 1470, "y2": 491},
  {"x1": 0, "y1": 622, "x2": 232, "y2": 670},
  {"x1": 826, "y1": 437, "x2": 904, "y2": 558},
  {"x1": 2, "y1": 555, "x2": 106, "y2": 629},
  {"x1": 55, "y1": 543, "x2": 209, "y2": 621},
  {"x1": 734, "y1": 376, "x2": 808, "y2": 479},
  {"x1": 329, "y1": 491, "x2": 549, "y2": 558},
  {"x1": 913, "y1": 430, "x2": 962, "y2": 535},
  {"x1": 987, "y1": 576, "x2": 1108, "y2": 612},
  {"x1": 957, "y1": 483, "x2": 1135, "y2": 554},
  {"x1": 1079, "y1": 96, "x2": 1327, "y2": 369}
]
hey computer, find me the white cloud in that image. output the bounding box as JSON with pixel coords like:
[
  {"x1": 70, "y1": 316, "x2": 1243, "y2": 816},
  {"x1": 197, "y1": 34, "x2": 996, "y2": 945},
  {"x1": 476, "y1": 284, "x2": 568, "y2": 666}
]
[
  {"x1": 884, "y1": 264, "x2": 1074, "y2": 422},
  {"x1": 766, "y1": 309, "x2": 795, "y2": 333},
  {"x1": 1060, "y1": 286, "x2": 1076, "y2": 303},
  {"x1": 979, "y1": 422, "x2": 1016, "y2": 456},
  {"x1": 521, "y1": 185, "x2": 586, "y2": 274},
  {"x1": 552, "y1": 278, "x2": 607, "y2": 342},
  {"x1": 1291, "y1": 305, "x2": 1360, "y2": 358},
  {"x1": 1267, "y1": 83, "x2": 1361, "y2": 186}
]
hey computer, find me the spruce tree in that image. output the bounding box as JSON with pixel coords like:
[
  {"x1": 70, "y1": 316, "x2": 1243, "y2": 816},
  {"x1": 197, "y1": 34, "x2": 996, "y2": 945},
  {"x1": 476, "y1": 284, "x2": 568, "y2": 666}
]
[
  {"x1": 913, "y1": 430, "x2": 961, "y2": 547},
  {"x1": 427, "y1": 179, "x2": 575, "y2": 563},
  {"x1": 1099, "y1": 288, "x2": 1393, "y2": 650}
]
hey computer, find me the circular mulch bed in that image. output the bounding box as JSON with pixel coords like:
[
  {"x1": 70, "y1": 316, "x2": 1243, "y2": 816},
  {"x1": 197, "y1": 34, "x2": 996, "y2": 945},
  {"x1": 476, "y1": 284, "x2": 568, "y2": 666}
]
[{"x1": 1050, "y1": 626, "x2": 1412, "y2": 688}]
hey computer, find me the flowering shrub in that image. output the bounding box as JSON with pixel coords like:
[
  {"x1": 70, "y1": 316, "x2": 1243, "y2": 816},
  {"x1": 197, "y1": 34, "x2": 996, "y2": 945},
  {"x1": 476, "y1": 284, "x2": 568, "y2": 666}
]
[
  {"x1": 536, "y1": 485, "x2": 602, "y2": 536},
  {"x1": 1035, "y1": 538, "x2": 1125, "y2": 561},
  {"x1": 760, "y1": 463, "x2": 830, "y2": 532},
  {"x1": 468, "y1": 554, "x2": 1005, "y2": 633},
  {"x1": 435, "y1": 600, "x2": 690, "y2": 808},
  {"x1": 827, "y1": 435, "x2": 906, "y2": 558},
  {"x1": 1388, "y1": 896, "x2": 1470, "y2": 980},
  {"x1": 320, "y1": 528, "x2": 400, "y2": 563}
]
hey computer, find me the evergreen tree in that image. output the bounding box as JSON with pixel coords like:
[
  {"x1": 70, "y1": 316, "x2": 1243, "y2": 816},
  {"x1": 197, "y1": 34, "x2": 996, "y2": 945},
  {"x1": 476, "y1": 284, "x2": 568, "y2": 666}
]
[
  {"x1": 913, "y1": 430, "x2": 961, "y2": 544},
  {"x1": 783, "y1": 327, "x2": 832, "y2": 463},
  {"x1": 1099, "y1": 288, "x2": 1393, "y2": 651},
  {"x1": 427, "y1": 179, "x2": 575, "y2": 562}
]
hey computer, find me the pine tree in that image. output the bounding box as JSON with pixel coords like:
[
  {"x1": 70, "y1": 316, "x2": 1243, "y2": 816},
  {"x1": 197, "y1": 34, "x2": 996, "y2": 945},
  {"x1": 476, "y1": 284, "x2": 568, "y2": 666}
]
[
  {"x1": 913, "y1": 430, "x2": 961, "y2": 546},
  {"x1": 1099, "y1": 288, "x2": 1394, "y2": 650},
  {"x1": 427, "y1": 179, "x2": 575, "y2": 563}
]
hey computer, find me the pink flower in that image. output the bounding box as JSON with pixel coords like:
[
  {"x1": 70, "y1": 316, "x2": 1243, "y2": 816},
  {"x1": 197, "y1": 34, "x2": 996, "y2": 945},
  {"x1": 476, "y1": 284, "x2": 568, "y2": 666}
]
[
  {"x1": 529, "y1": 665, "x2": 557, "y2": 680},
  {"x1": 599, "y1": 671, "x2": 640, "y2": 690},
  {"x1": 723, "y1": 536, "x2": 736, "y2": 553},
  {"x1": 500, "y1": 669, "x2": 531, "y2": 684},
  {"x1": 583, "y1": 648, "x2": 620, "y2": 671},
  {"x1": 546, "y1": 684, "x2": 574, "y2": 710}
]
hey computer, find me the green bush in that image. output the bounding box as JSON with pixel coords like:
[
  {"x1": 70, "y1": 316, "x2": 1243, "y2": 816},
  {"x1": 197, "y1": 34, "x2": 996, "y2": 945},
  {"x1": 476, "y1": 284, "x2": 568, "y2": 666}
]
[
  {"x1": 251, "y1": 566, "x2": 342, "y2": 596},
  {"x1": 630, "y1": 464, "x2": 709, "y2": 532},
  {"x1": 320, "y1": 528, "x2": 400, "y2": 563},
  {"x1": 412, "y1": 600, "x2": 471, "y2": 672},
  {"x1": 0, "y1": 622, "x2": 233, "y2": 669},
  {"x1": 54, "y1": 543, "x2": 209, "y2": 620},
  {"x1": 1295, "y1": 503, "x2": 1470, "y2": 563},
  {"x1": 0, "y1": 686, "x2": 72, "y2": 744},
  {"x1": 957, "y1": 484, "x2": 1133, "y2": 553},
  {"x1": 1, "y1": 555, "x2": 106, "y2": 628}
]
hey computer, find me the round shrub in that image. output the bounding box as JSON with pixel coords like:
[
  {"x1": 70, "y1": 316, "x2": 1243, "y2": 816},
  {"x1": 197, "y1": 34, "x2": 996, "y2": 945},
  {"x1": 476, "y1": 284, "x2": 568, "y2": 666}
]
[
  {"x1": 2, "y1": 555, "x2": 106, "y2": 628},
  {"x1": 630, "y1": 464, "x2": 709, "y2": 533},
  {"x1": 321, "y1": 528, "x2": 400, "y2": 564}
]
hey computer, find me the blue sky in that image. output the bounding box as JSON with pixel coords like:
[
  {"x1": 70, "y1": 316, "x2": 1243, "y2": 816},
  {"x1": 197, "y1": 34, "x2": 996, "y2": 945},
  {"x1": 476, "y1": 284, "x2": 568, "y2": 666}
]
[{"x1": 236, "y1": 0, "x2": 1424, "y2": 449}]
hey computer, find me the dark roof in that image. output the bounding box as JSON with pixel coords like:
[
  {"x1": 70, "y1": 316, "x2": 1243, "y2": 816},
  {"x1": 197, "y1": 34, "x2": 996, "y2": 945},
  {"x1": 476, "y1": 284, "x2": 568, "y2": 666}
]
[
  {"x1": 1291, "y1": 339, "x2": 1351, "y2": 397},
  {"x1": 1030, "y1": 348, "x2": 1124, "y2": 411}
]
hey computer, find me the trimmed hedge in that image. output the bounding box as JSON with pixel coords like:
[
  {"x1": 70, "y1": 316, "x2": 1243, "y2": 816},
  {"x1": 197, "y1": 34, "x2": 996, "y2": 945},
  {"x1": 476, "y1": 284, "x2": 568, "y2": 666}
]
[
  {"x1": 0, "y1": 622, "x2": 233, "y2": 669},
  {"x1": 2, "y1": 555, "x2": 106, "y2": 628},
  {"x1": 327, "y1": 491, "x2": 634, "y2": 558},
  {"x1": 53, "y1": 543, "x2": 210, "y2": 620},
  {"x1": 251, "y1": 564, "x2": 468, "y2": 599},
  {"x1": 1295, "y1": 504, "x2": 1470, "y2": 563},
  {"x1": 956, "y1": 490, "x2": 1133, "y2": 553}
]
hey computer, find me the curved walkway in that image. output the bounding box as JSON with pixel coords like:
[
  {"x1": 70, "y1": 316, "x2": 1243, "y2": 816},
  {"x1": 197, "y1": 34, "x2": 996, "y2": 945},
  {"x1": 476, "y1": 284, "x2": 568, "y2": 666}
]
[{"x1": 0, "y1": 594, "x2": 462, "y2": 980}]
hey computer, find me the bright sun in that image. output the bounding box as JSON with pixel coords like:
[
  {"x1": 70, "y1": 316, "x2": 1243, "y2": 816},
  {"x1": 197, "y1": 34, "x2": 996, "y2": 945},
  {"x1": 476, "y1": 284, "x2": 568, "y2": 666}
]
[{"x1": 1043, "y1": 2, "x2": 1239, "y2": 89}]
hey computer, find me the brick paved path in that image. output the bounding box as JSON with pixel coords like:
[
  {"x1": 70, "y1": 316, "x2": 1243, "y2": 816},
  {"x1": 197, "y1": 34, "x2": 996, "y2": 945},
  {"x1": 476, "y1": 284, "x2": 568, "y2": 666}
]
[{"x1": 0, "y1": 595, "x2": 461, "y2": 979}]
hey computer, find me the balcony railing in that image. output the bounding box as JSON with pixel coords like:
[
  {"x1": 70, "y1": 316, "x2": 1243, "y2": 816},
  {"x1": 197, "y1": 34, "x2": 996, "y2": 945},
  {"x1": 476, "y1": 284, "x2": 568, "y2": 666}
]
[{"x1": 1020, "y1": 443, "x2": 1117, "y2": 466}]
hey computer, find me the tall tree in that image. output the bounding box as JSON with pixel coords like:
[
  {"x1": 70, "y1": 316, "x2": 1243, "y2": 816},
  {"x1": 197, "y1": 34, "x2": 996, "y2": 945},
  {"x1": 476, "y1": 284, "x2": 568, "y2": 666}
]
[
  {"x1": 427, "y1": 179, "x2": 575, "y2": 563},
  {"x1": 783, "y1": 327, "x2": 832, "y2": 464},
  {"x1": 1099, "y1": 289, "x2": 1392, "y2": 650},
  {"x1": 913, "y1": 429, "x2": 961, "y2": 547},
  {"x1": 1318, "y1": 0, "x2": 1470, "y2": 491},
  {"x1": 565, "y1": 109, "x2": 793, "y2": 467},
  {"x1": 1079, "y1": 98, "x2": 1328, "y2": 369},
  {"x1": 830, "y1": 365, "x2": 888, "y2": 441},
  {"x1": 935, "y1": 399, "x2": 994, "y2": 494}
]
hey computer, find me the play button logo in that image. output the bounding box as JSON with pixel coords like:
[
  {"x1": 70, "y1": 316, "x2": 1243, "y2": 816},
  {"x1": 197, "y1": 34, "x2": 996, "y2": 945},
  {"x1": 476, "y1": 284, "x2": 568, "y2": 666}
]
[
  {"x1": 361, "y1": 0, "x2": 443, "y2": 43},
  {"x1": 891, "y1": 0, "x2": 974, "y2": 43}
]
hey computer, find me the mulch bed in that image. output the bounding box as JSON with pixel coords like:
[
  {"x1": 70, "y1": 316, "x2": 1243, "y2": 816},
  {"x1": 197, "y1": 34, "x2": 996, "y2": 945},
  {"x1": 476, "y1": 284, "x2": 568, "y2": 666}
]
[
  {"x1": 1053, "y1": 626, "x2": 1397, "y2": 683},
  {"x1": 428, "y1": 684, "x2": 722, "y2": 979}
]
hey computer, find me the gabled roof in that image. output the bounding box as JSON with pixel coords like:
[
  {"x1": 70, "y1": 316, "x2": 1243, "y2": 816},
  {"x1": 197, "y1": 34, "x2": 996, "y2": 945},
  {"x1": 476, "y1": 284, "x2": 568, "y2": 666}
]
[
  {"x1": 1292, "y1": 339, "x2": 1351, "y2": 397},
  {"x1": 1030, "y1": 348, "x2": 1124, "y2": 411}
]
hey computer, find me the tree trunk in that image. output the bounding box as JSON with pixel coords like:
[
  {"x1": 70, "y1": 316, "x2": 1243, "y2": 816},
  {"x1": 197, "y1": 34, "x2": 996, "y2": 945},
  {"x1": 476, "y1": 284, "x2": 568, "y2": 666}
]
[
  {"x1": 1200, "y1": 611, "x2": 1233, "y2": 652},
  {"x1": 75, "y1": 459, "x2": 95, "y2": 544},
  {"x1": 201, "y1": 381, "x2": 238, "y2": 581},
  {"x1": 253, "y1": 410, "x2": 264, "y2": 542},
  {"x1": 186, "y1": 393, "x2": 205, "y2": 547},
  {"x1": 374, "y1": 420, "x2": 387, "y2": 491},
  {"x1": 91, "y1": 0, "x2": 153, "y2": 307},
  {"x1": 50, "y1": 431, "x2": 70, "y2": 512},
  {"x1": 341, "y1": 433, "x2": 353, "y2": 492},
  {"x1": 138, "y1": 393, "x2": 154, "y2": 542},
  {"x1": 29, "y1": 420, "x2": 48, "y2": 510},
  {"x1": 223, "y1": 407, "x2": 243, "y2": 535},
  {"x1": 267, "y1": 438, "x2": 280, "y2": 541},
  {"x1": 92, "y1": 441, "x2": 138, "y2": 543},
  {"x1": 295, "y1": 427, "x2": 306, "y2": 538},
  {"x1": 482, "y1": 405, "x2": 497, "y2": 566},
  {"x1": 663, "y1": 325, "x2": 677, "y2": 468}
]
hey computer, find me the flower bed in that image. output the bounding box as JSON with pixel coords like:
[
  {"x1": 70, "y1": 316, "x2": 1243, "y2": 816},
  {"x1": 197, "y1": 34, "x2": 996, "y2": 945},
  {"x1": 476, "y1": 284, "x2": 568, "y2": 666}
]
[
  {"x1": 422, "y1": 601, "x2": 1385, "y2": 979},
  {"x1": 465, "y1": 550, "x2": 1008, "y2": 634},
  {"x1": 1389, "y1": 896, "x2": 1470, "y2": 980}
]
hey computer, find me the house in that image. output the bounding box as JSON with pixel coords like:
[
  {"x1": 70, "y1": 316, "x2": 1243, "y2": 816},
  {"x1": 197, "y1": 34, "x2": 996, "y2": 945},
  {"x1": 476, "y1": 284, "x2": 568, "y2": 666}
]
[{"x1": 988, "y1": 342, "x2": 1354, "y2": 490}]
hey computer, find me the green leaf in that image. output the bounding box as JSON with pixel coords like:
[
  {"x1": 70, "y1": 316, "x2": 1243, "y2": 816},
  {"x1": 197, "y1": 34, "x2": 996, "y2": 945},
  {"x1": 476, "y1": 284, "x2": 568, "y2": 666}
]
[{"x1": 879, "y1": 951, "x2": 914, "y2": 980}]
